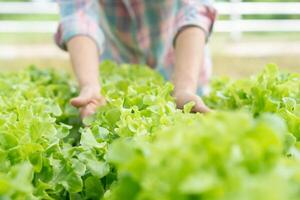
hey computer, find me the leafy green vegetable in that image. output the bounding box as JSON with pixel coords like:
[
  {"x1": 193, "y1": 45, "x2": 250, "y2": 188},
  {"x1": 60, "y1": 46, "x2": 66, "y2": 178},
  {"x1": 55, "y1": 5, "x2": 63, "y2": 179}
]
[
  {"x1": 0, "y1": 61, "x2": 300, "y2": 200},
  {"x1": 204, "y1": 64, "x2": 300, "y2": 141},
  {"x1": 106, "y1": 112, "x2": 300, "y2": 200}
]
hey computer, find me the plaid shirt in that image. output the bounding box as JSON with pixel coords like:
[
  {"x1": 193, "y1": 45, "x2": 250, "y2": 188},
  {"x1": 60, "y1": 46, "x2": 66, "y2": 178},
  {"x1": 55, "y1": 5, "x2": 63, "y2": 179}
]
[{"x1": 55, "y1": 0, "x2": 216, "y2": 87}]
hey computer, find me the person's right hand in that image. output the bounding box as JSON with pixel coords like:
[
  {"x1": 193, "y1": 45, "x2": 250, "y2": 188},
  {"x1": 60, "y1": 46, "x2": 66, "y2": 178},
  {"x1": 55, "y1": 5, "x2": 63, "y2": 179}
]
[
  {"x1": 70, "y1": 85, "x2": 106, "y2": 119},
  {"x1": 174, "y1": 90, "x2": 211, "y2": 113}
]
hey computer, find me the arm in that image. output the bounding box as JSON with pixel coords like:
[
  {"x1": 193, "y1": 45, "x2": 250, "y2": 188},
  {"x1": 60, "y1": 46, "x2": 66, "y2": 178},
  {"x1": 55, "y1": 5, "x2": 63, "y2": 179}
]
[
  {"x1": 173, "y1": 27, "x2": 210, "y2": 113},
  {"x1": 67, "y1": 36, "x2": 105, "y2": 118},
  {"x1": 172, "y1": 0, "x2": 216, "y2": 113},
  {"x1": 55, "y1": 0, "x2": 106, "y2": 118}
]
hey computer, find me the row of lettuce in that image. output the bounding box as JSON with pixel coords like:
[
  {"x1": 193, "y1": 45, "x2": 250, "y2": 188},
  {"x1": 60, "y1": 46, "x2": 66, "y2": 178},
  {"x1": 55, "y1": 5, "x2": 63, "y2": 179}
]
[{"x1": 0, "y1": 61, "x2": 299, "y2": 200}]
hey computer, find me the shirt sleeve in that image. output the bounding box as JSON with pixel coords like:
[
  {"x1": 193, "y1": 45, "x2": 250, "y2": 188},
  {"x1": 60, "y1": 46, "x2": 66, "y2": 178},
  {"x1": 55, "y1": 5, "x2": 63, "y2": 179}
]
[
  {"x1": 54, "y1": 0, "x2": 105, "y2": 54},
  {"x1": 173, "y1": 0, "x2": 217, "y2": 44}
]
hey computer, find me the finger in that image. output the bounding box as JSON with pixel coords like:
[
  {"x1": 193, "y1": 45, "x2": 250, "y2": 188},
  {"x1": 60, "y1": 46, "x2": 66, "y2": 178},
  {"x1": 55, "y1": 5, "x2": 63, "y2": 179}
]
[
  {"x1": 193, "y1": 98, "x2": 211, "y2": 113},
  {"x1": 80, "y1": 104, "x2": 96, "y2": 119},
  {"x1": 70, "y1": 95, "x2": 91, "y2": 108},
  {"x1": 174, "y1": 97, "x2": 189, "y2": 110},
  {"x1": 193, "y1": 104, "x2": 211, "y2": 113},
  {"x1": 91, "y1": 97, "x2": 106, "y2": 107}
]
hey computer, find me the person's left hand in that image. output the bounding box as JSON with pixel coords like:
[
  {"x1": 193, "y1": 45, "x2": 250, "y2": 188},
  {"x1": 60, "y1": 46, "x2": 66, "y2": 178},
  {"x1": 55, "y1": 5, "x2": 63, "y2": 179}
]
[{"x1": 173, "y1": 90, "x2": 211, "y2": 113}]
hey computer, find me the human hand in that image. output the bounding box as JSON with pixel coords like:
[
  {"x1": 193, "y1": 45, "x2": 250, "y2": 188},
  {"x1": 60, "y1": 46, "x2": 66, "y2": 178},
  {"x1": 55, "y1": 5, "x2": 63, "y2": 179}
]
[
  {"x1": 70, "y1": 85, "x2": 106, "y2": 118},
  {"x1": 174, "y1": 90, "x2": 211, "y2": 113}
]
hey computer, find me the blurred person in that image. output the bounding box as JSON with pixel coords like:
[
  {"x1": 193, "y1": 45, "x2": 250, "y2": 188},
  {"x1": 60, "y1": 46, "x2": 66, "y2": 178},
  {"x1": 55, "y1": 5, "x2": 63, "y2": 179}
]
[{"x1": 55, "y1": 0, "x2": 216, "y2": 118}]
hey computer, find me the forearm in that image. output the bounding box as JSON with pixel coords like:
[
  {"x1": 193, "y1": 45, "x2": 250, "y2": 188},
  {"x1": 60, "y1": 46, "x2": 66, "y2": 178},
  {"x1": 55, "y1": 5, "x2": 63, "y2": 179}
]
[
  {"x1": 173, "y1": 27, "x2": 206, "y2": 94},
  {"x1": 67, "y1": 36, "x2": 100, "y2": 90}
]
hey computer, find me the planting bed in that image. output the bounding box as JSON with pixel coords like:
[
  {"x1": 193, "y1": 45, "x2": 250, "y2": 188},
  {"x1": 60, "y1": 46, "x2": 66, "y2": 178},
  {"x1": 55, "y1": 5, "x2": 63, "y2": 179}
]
[{"x1": 0, "y1": 61, "x2": 300, "y2": 200}]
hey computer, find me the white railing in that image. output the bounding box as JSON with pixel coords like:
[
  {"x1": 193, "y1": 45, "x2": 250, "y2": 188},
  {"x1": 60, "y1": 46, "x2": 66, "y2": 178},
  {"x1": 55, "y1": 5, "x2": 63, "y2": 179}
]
[
  {"x1": 1, "y1": 1, "x2": 300, "y2": 37},
  {"x1": 215, "y1": 1, "x2": 300, "y2": 39},
  {"x1": 0, "y1": 2, "x2": 57, "y2": 14},
  {"x1": 0, "y1": 1, "x2": 58, "y2": 33}
]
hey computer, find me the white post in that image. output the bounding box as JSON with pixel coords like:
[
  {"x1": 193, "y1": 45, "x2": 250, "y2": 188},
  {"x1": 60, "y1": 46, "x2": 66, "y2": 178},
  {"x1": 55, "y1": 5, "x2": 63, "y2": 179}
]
[{"x1": 230, "y1": 0, "x2": 242, "y2": 41}]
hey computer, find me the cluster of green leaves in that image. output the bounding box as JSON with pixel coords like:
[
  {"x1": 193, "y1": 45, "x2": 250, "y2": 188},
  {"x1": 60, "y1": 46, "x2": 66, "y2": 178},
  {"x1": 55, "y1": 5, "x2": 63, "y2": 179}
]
[
  {"x1": 204, "y1": 64, "x2": 300, "y2": 141},
  {"x1": 1, "y1": 62, "x2": 300, "y2": 200},
  {"x1": 84, "y1": 62, "x2": 300, "y2": 200},
  {"x1": 0, "y1": 67, "x2": 81, "y2": 199},
  {"x1": 76, "y1": 62, "x2": 179, "y2": 198},
  {"x1": 86, "y1": 61, "x2": 177, "y2": 139},
  {"x1": 0, "y1": 62, "x2": 178, "y2": 199},
  {"x1": 106, "y1": 112, "x2": 300, "y2": 200}
]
